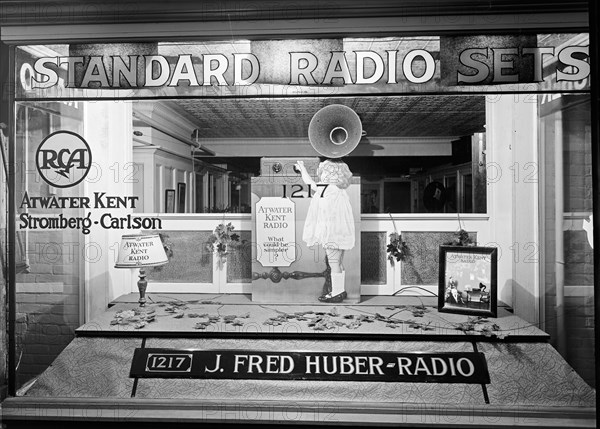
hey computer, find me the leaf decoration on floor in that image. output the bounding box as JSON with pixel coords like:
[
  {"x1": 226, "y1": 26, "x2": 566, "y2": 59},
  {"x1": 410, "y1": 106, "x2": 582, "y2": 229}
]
[
  {"x1": 191, "y1": 314, "x2": 246, "y2": 329},
  {"x1": 110, "y1": 308, "x2": 157, "y2": 329},
  {"x1": 455, "y1": 316, "x2": 505, "y2": 338},
  {"x1": 194, "y1": 322, "x2": 211, "y2": 330},
  {"x1": 385, "y1": 305, "x2": 430, "y2": 318},
  {"x1": 408, "y1": 320, "x2": 435, "y2": 331},
  {"x1": 262, "y1": 307, "x2": 380, "y2": 331}
]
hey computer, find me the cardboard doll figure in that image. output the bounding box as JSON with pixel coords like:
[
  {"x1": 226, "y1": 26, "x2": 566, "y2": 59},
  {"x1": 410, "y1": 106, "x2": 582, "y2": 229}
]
[{"x1": 295, "y1": 158, "x2": 355, "y2": 303}]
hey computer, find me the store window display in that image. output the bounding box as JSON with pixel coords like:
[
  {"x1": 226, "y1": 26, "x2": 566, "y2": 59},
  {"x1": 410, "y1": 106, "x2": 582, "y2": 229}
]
[{"x1": 1, "y1": 28, "x2": 595, "y2": 427}]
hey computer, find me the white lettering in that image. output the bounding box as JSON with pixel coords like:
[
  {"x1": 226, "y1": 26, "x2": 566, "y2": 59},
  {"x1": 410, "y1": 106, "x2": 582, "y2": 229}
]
[
  {"x1": 457, "y1": 48, "x2": 489, "y2": 84},
  {"x1": 266, "y1": 355, "x2": 279, "y2": 374},
  {"x1": 522, "y1": 47, "x2": 555, "y2": 82},
  {"x1": 430, "y1": 357, "x2": 448, "y2": 376},
  {"x1": 322, "y1": 52, "x2": 353, "y2": 84},
  {"x1": 169, "y1": 54, "x2": 200, "y2": 87},
  {"x1": 80, "y1": 57, "x2": 110, "y2": 87},
  {"x1": 203, "y1": 54, "x2": 229, "y2": 86},
  {"x1": 234, "y1": 53, "x2": 260, "y2": 85},
  {"x1": 355, "y1": 51, "x2": 384, "y2": 84},
  {"x1": 387, "y1": 50, "x2": 398, "y2": 84},
  {"x1": 339, "y1": 356, "x2": 355, "y2": 375},
  {"x1": 557, "y1": 45, "x2": 590, "y2": 82},
  {"x1": 456, "y1": 358, "x2": 475, "y2": 377},
  {"x1": 280, "y1": 355, "x2": 294, "y2": 374},
  {"x1": 397, "y1": 357, "x2": 412, "y2": 375},
  {"x1": 233, "y1": 355, "x2": 247, "y2": 373},
  {"x1": 204, "y1": 354, "x2": 222, "y2": 373},
  {"x1": 492, "y1": 48, "x2": 519, "y2": 83},
  {"x1": 403, "y1": 49, "x2": 435, "y2": 83},
  {"x1": 354, "y1": 356, "x2": 368, "y2": 375},
  {"x1": 305, "y1": 355, "x2": 320, "y2": 374},
  {"x1": 369, "y1": 357, "x2": 384, "y2": 375},
  {"x1": 59, "y1": 56, "x2": 84, "y2": 87},
  {"x1": 247, "y1": 354, "x2": 264, "y2": 373},
  {"x1": 289, "y1": 52, "x2": 318, "y2": 85},
  {"x1": 145, "y1": 55, "x2": 170, "y2": 87},
  {"x1": 33, "y1": 58, "x2": 59, "y2": 89},
  {"x1": 413, "y1": 357, "x2": 433, "y2": 376},
  {"x1": 111, "y1": 55, "x2": 138, "y2": 87}
]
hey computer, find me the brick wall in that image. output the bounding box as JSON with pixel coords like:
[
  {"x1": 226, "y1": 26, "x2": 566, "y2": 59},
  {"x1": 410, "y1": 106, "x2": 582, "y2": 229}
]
[
  {"x1": 15, "y1": 230, "x2": 82, "y2": 388},
  {"x1": 545, "y1": 294, "x2": 595, "y2": 387}
]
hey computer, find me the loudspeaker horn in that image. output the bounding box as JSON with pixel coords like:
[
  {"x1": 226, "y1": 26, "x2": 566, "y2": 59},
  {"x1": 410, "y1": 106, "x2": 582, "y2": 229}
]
[{"x1": 308, "y1": 104, "x2": 363, "y2": 158}]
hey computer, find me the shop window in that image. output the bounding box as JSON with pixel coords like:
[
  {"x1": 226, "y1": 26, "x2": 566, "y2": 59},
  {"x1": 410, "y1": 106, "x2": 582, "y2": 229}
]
[{"x1": 9, "y1": 32, "x2": 592, "y2": 393}]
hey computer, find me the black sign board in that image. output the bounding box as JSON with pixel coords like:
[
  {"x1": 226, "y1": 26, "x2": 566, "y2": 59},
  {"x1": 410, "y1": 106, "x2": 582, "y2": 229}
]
[{"x1": 130, "y1": 349, "x2": 490, "y2": 384}]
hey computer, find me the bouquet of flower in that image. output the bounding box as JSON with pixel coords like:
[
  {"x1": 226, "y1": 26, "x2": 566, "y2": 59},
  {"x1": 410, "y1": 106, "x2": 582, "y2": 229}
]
[
  {"x1": 387, "y1": 231, "x2": 408, "y2": 265},
  {"x1": 445, "y1": 229, "x2": 475, "y2": 246},
  {"x1": 205, "y1": 222, "x2": 240, "y2": 268}
]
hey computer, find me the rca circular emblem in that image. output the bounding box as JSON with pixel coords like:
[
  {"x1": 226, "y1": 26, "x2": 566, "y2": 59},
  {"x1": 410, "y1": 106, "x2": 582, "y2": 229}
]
[{"x1": 35, "y1": 131, "x2": 92, "y2": 188}]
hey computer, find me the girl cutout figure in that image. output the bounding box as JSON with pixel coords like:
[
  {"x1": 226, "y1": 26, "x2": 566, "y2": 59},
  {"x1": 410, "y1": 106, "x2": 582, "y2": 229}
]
[{"x1": 295, "y1": 158, "x2": 355, "y2": 302}]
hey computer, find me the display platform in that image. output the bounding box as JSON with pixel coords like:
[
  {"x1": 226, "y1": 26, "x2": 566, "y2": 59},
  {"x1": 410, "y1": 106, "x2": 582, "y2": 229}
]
[
  {"x1": 2, "y1": 294, "x2": 595, "y2": 427},
  {"x1": 74, "y1": 293, "x2": 548, "y2": 341}
]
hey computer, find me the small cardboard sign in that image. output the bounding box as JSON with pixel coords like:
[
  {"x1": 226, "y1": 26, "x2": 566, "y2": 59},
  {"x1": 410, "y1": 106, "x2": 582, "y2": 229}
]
[{"x1": 255, "y1": 197, "x2": 296, "y2": 267}]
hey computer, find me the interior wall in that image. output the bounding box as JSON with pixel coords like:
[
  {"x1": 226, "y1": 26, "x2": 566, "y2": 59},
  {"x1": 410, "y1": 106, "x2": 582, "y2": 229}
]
[
  {"x1": 486, "y1": 95, "x2": 539, "y2": 322},
  {"x1": 84, "y1": 102, "x2": 134, "y2": 321}
]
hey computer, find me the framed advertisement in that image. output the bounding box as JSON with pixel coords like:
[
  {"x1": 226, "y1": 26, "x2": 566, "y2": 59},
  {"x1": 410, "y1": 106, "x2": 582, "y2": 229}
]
[
  {"x1": 177, "y1": 182, "x2": 186, "y2": 213},
  {"x1": 165, "y1": 189, "x2": 175, "y2": 213},
  {"x1": 438, "y1": 246, "x2": 497, "y2": 317}
]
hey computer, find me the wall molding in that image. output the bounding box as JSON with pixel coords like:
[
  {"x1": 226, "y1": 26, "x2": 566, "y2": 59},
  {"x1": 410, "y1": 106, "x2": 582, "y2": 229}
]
[
  {"x1": 0, "y1": 1, "x2": 589, "y2": 27},
  {"x1": 1, "y1": 13, "x2": 588, "y2": 44}
]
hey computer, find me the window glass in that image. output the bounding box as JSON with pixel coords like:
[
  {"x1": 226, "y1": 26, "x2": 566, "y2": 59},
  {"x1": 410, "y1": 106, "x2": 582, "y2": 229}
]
[
  {"x1": 10, "y1": 32, "x2": 592, "y2": 391},
  {"x1": 539, "y1": 93, "x2": 594, "y2": 387}
]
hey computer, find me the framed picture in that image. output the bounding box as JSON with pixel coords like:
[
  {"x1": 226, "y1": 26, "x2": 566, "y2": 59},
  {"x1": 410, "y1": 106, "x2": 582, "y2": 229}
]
[
  {"x1": 165, "y1": 189, "x2": 175, "y2": 213},
  {"x1": 438, "y1": 246, "x2": 497, "y2": 317},
  {"x1": 177, "y1": 182, "x2": 186, "y2": 213}
]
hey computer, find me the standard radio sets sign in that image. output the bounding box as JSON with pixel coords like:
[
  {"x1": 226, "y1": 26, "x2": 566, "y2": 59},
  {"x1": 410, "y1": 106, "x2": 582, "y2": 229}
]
[{"x1": 17, "y1": 35, "x2": 589, "y2": 92}]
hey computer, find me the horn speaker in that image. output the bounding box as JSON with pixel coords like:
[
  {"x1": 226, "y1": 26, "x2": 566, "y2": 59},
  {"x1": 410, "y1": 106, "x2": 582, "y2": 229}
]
[{"x1": 308, "y1": 104, "x2": 362, "y2": 158}]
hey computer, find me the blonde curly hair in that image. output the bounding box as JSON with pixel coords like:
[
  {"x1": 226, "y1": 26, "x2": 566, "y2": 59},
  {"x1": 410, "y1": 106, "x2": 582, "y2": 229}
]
[{"x1": 318, "y1": 158, "x2": 353, "y2": 189}]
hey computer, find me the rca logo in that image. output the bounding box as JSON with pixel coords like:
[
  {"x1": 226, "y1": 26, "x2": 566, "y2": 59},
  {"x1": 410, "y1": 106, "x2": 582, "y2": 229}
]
[{"x1": 36, "y1": 131, "x2": 92, "y2": 188}]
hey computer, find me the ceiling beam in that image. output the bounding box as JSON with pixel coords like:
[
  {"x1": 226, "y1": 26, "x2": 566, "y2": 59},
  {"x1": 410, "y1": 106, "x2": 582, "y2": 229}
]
[{"x1": 196, "y1": 137, "x2": 454, "y2": 158}]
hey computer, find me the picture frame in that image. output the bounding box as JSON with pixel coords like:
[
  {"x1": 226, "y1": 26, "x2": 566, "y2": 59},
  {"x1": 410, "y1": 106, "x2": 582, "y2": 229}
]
[
  {"x1": 177, "y1": 182, "x2": 186, "y2": 213},
  {"x1": 165, "y1": 189, "x2": 175, "y2": 213},
  {"x1": 438, "y1": 245, "x2": 497, "y2": 317}
]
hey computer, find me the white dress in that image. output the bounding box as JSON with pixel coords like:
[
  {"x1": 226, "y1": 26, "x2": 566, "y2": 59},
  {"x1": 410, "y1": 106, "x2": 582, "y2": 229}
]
[{"x1": 302, "y1": 160, "x2": 355, "y2": 250}]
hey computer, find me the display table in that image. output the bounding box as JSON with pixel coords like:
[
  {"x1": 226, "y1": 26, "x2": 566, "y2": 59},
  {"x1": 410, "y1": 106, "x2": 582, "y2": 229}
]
[{"x1": 2, "y1": 294, "x2": 595, "y2": 427}]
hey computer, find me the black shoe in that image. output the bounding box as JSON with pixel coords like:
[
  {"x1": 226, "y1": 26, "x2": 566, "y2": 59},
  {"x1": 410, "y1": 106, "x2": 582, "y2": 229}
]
[{"x1": 318, "y1": 291, "x2": 347, "y2": 303}]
